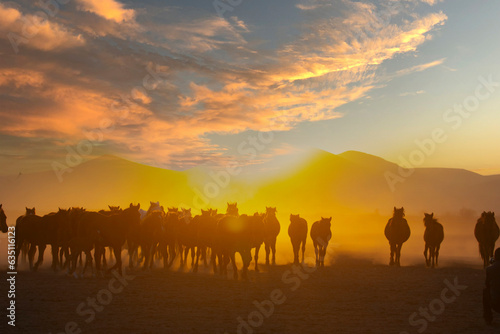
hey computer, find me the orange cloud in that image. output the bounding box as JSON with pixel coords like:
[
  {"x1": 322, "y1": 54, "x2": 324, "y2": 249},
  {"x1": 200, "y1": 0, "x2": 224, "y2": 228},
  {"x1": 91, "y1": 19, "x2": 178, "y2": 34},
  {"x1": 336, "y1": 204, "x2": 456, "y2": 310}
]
[
  {"x1": 0, "y1": 3, "x2": 85, "y2": 52},
  {"x1": 76, "y1": 0, "x2": 135, "y2": 23}
]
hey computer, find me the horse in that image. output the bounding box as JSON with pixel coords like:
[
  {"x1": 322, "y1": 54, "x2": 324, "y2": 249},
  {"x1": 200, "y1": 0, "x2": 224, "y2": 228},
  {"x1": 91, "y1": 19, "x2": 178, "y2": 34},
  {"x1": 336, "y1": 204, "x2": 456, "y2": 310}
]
[
  {"x1": 217, "y1": 211, "x2": 261, "y2": 280},
  {"x1": 289, "y1": 214, "x2": 307, "y2": 264},
  {"x1": 16, "y1": 207, "x2": 35, "y2": 263},
  {"x1": 475, "y1": 211, "x2": 499, "y2": 268},
  {"x1": 384, "y1": 207, "x2": 411, "y2": 266},
  {"x1": 263, "y1": 207, "x2": 280, "y2": 265},
  {"x1": 0, "y1": 204, "x2": 8, "y2": 233},
  {"x1": 423, "y1": 213, "x2": 444, "y2": 268},
  {"x1": 310, "y1": 217, "x2": 332, "y2": 267},
  {"x1": 15, "y1": 208, "x2": 70, "y2": 271},
  {"x1": 60, "y1": 207, "x2": 87, "y2": 271},
  {"x1": 162, "y1": 207, "x2": 180, "y2": 267},
  {"x1": 139, "y1": 210, "x2": 168, "y2": 270},
  {"x1": 177, "y1": 208, "x2": 197, "y2": 267},
  {"x1": 193, "y1": 209, "x2": 218, "y2": 273},
  {"x1": 96, "y1": 205, "x2": 123, "y2": 268},
  {"x1": 78, "y1": 203, "x2": 141, "y2": 276}
]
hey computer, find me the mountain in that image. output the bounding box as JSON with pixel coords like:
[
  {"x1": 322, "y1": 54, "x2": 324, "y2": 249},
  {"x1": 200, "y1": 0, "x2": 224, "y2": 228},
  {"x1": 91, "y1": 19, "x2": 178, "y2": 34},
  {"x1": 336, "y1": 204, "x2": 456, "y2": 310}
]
[{"x1": 1, "y1": 150, "x2": 499, "y2": 222}]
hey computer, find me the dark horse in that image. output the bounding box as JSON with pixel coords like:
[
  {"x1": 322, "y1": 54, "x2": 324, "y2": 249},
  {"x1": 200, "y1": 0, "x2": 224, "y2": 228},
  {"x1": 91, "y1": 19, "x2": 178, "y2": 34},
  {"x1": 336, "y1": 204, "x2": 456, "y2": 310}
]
[
  {"x1": 77, "y1": 203, "x2": 141, "y2": 276},
  {"x1": 384, "y1": 207, "x2": 411, "y2": 266},
  {"x1": 423, "y1": 213, "x2": 444, "y2": 268},
  {"x1": 310, "y1": 217, "x2": 332, "y2": 267},
  {"x1": 263, "y1": 207, "x2": 280, "y2": 265},
  {"x1": 288, "y1": 214, "x2": 307, "y2": 264},
  {"x1": 0, "y1": 204, "x2": 8, "y2": 233},
  {"x1": 17, "y1": 207, "x2": 36, "y2": 264},
  {"x1": 15, "y1": 208, "x2": 70, "y2": 271},
  {"x1": 475, "y1": 211, "x2": 499, "y2": 268},
  {"x1": 216, "y1": 203, "x2": 263, "y2": 279}
]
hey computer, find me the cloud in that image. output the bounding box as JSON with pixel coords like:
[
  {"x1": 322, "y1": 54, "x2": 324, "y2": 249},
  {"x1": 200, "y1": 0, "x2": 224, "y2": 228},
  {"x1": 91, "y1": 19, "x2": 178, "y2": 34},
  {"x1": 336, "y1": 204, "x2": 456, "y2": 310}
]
[
  {"x1": 0, "y1": 1, "x2": 449, "y2": 171},
  {"x1": 396, "y1": 58, "x2": 447, "y2": 77},
  {"x1": 76, "y1": 0, "x2": 135, "y2": 23},
  {"x1": 0, "y1": 3, "x2": 85, "y2": 52},
  {"x1": 399, "y1": 90, "x2": 426, "y2": 97}
]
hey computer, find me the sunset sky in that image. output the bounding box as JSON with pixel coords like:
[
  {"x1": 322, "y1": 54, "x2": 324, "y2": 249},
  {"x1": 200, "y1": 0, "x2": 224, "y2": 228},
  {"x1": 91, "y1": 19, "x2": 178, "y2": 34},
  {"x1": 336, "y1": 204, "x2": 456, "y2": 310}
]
[{"x1": 1, "y1": 0, "x2": 499, "y2": 176}]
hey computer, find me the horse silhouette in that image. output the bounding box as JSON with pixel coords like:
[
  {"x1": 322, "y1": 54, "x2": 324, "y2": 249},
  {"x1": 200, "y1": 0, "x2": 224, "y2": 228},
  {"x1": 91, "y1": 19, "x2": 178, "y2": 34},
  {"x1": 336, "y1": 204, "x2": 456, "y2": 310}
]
[
  {"x1": 96, "y1": 205, "x2": 123, "y2": 268},
  {"x1": 250, "y1": 212, "x2": 266, "y2": 272},
  {"x1": 310, "y1": 217, "x2": 332, "y2": 267},
  {"x1": 384, "y1": 207, "x2": 411, "y2": 266},
  {"x1": 177, "y1": 208, "x2": 198, "y2": 267},
  {"x1": 216, "y1": 203, "x2": 263, "y2": 279},
  {"x1": 423, "y1": 213, "x2": 444, "y2": 268},
  {"x1": 475, "y1": 211, "x2": 499, "y2": 268},
  {"x1": 160, "y1": 207, "x2": 180, "y2": 267},
  {"x1": 15, "y1": 208, "x2": 70, "y2": 271},
  {"x1": 139, "y1": 210, "x2": 168, "y2": 270},
  {"x1": 288, "y1": 214, "x2": 307, "y2": 264},
  {"x1": 16, "y1": 207, "x2": 35, "y2": 263},
  {"x1": 0, "y1": 204, "x2": 7, "y2": 233},
  {"x1": 193, "y1": 209, "x2": 219, "y2": 273},
  {"x1": 263, "y1": 207, "x2": 280, "y2": 265},
  {"x1": 78, "y1": 203, "x2": 141, "y2": 276},
  {"x1": 61, "y1": 207, "x2": 87, "y2": 271}
]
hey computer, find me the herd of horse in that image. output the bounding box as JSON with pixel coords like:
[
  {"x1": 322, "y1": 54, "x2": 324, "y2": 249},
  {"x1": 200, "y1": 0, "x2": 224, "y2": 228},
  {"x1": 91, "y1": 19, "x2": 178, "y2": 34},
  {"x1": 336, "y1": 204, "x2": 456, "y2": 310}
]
[{"x1": 0, "y1": 203, "x2": 498, "y2": 279}]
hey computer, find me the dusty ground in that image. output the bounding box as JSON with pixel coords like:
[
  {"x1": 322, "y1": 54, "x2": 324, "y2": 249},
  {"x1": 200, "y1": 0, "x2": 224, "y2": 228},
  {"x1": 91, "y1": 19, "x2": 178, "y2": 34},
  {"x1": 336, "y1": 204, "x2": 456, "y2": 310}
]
[{"x1": 1, "y1": 258, "x2": 499, "y2": 334}]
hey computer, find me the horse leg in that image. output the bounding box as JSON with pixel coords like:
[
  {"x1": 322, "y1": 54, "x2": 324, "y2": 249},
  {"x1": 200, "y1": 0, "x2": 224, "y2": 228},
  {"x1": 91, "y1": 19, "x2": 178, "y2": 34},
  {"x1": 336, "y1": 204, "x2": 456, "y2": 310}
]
[
  {"x1": 202, "y1": 247, "x2": 208, "y2": 267},
  {"x1": 194, "y1": 247, "x2": 201, "y2": 273},
  {"x1": 102, "y1": 247, "x2": 108, "y2": 269},
  {"x1": 128, "y1": 242, "x2": 136, "y2": 269},
  {"x1": 271, "y1": 239, "x2": 277, "y2": 265},
  {"x1": 14, "y1": 238, "x2": 24, "y2": 270},
  {"x1": 424, "y1": 244, "x2": 429, "y2": 267},
  {"x1": 94, "y1": 246, "x2": 103, "y2": 277},
  {"x1": 254, "y1": 244, "x2": 261, "y2": 272},
  {"x1": 265, "y1": 242, "x2": 271, "y2": 266},
  {"x1": 319, "y1": 246, "x2": 325, "y2": 267},
  {"x1": 51, "y1": 245, "x2": 59, "y2": 271},
  {"x1": 142, "y1": 243, "x2": 150, "y2": 271},
  {"x1": 113, "y1": 246, "x2": 122, "y2": 276},
  {"x1": 190, "y1": 247, "x2": 196, "y2": 268},
  {"x1": 28, "y1": 243, "x2": 37, "y2": 270},
  {"x1": 230, "y1": 252, "x2": 238, "y2": 280},
  {"x1": 301, "y1": 239, "x2": 306, "y2": 264},
  {"x1": 241, "y1": 250, "x2": 251, "y2": 280},
  {"x1": 292, "y1": 241, "x2": 299, "y2": 265},
  {"x1": 389, "y1": 243, "x2": 395, "y2": 266},
  {"x1": 435, "y1": 244, "x2": 440, "y2": 267},
  {"x1": 22, "y1": 242, "x2": 29, "y2": 264},
  {"x1": 313, "y1": 242, "x2": 319, "y2": 267},
  {"x1": 34, "y1": 244, "x2": 46, "y2": 271},
  {"x1": 396, "y1": 243, "x2": 402, "y2": 266},
  {"x1": 211, "y1": 250, "x2": 218, "y2": 274}
]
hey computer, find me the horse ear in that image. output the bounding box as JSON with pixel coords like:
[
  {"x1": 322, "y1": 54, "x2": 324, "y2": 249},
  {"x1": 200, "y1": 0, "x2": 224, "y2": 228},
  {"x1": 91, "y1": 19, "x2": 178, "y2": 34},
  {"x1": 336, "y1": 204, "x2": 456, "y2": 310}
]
[{"x1": 431, "y1": 213, "x2": 434, "y2": 218}]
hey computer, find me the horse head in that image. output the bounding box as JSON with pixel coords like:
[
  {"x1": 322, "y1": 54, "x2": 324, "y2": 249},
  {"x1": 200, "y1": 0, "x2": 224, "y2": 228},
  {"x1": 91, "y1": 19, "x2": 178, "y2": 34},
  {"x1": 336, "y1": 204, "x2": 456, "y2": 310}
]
[
  {"x1": 423, "y1": 213, "x2": 435, "y2": 227},
  {"x1": 290, "y1": 214, "x2": 300, "y2": 223},
  {"x1": 321, "y1": 217, "x2": 332, "y2": 229},
  {"x1": 26, "y1": 207, "x2": 36, "y2": 215},
  {"x1": 108, "y1": 205, "x2": 121, "y2": 211},
  {"x1": 226, "y1": 202, "x2": 239, "y2": 216},
  {"x1": 266, "y1": 207, "x2": 277, "y2": 217},
  {"x1": 393, "y1": 207, "x2": 405, "y2": 220}
]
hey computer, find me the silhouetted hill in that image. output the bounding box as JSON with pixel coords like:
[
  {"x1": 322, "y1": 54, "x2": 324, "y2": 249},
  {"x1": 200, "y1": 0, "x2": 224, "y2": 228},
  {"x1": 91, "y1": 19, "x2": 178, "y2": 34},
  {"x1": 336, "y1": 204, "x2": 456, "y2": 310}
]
[{"x1": 1, "y1": 150, "x2": 498, "y2": 222}]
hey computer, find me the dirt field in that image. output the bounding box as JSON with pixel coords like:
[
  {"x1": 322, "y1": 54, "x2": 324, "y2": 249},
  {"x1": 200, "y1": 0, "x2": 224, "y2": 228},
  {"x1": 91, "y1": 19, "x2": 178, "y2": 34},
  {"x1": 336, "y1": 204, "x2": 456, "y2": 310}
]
[{"x1": 1, "y1": 259, "x2": 500, "y2": 334}]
